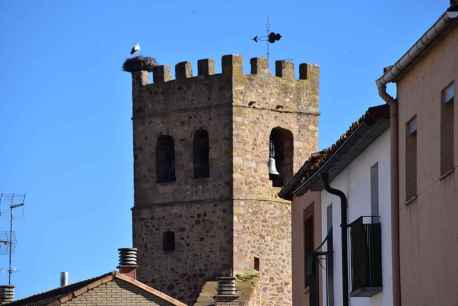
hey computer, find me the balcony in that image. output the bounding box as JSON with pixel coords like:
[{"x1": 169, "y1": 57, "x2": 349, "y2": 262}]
[{"x1": 350, "y1": 216, "x2": 382, "y2": 297}]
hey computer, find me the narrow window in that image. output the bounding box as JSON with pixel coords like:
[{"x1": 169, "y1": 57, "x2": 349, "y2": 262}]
[
  {"x1": 371, "y1": 163, "x2": 379, "y2": 217},
  {"x1": 441, "y1": 81, "x2": 455, "y2": 176},
  {"x1": 405, "y1": 117, "x2": 417, "y2": 201},
  {"x1": 304, "y1": 213, "x2": 314, "y2": 288},
  {"x1": 327, "y1": 204, "x2": 333, "y2": 233},
  {"x1": 193, "y1": 129, "x2": 210, "y2": 178},
  {"x1": 163, "y1": 231, "x2": 175, "y2": 252},
  {"x1": 156, "y1": 135, "x2": 176, "y2": 183},
  {"x1": 269, "y1": 127, "x2": 294, "y2": 187},
  {"x1": 254, "y1": 257, "x2": 260, "y2": 271}
]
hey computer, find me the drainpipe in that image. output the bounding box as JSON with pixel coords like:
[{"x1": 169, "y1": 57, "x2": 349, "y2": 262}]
[
  {"x1": 377, "y1": 82, "x2": 401, "y2": 306},
  {"x1": 374, "y1": 7, "x2": 458, "y2": 306},
  {"x1": 321, "y1": 173, "x2": 349, "y2": 306}
]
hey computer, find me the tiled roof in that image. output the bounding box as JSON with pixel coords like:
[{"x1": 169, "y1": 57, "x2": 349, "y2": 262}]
[
  {"x1": 6, "y1": 272, "x2": 187, "y2": 306},
  {"x1": 5, "y1": 273, "x2": 112, "y2": 306},
  {"x1": 279, "y1": 104, "x2": 389, "y2": 199}
]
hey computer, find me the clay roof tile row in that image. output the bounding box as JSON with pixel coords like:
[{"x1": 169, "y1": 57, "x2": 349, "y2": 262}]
[{"x1": 279, "y1": 104, "x2": 389, "y2": 199}]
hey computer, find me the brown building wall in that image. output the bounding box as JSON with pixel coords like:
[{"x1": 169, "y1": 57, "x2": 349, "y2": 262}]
[
  {"x1": 396, "y1": 24, "x2": 458, "y2": 306},
  {"x1": 130, "y1": 55, "x2": 319, "y2": 305},
  {"x1": 62, "y1": 279, "x2": 178, "y2": 306},
  {"x1": 291, "y1": 191, "x2": 322, "y2": 306}
]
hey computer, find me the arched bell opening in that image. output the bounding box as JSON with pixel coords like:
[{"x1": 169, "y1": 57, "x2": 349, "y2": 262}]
[{"x1": 268, "y1": 127, "x2": 294, "y2": 187}]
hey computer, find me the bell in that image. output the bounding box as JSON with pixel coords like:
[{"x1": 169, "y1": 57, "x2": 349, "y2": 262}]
[{"x1": 268, "y1": 157, "x2": 280, "y2": 176}]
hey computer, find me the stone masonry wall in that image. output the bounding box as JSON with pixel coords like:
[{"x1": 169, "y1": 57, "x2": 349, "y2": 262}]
[
  {"x1": 131, "y1": 60, "x2": 235, "y2": 305},
  {"x1": 128, "y1": 55, "x2": 319, "y2": 306},
  {"x1": 133, "y1": 201, "x2": 233, "y2": 303},
  {"x1": 63, "y1": 279, "x2": 178, "y2": 306},
  {"x1": 133, "y1": 72, "x2": 233, "y2": 206},
  {"x1": 234, "y1": 199, "x2": 291, "y2": 305},
  {"x1": 232, "y1": 57, "x2": 319, "y2": 306}
]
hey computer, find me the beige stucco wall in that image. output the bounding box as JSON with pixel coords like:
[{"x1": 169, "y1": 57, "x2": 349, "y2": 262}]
[
  {"x1": 397, "y1": 23, "x2": 458, "y2": 306},
  {"x1": 291, "y1": 191, "x2": 322, "y2": 306}
]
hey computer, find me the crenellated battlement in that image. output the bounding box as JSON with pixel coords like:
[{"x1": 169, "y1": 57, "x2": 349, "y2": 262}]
[
  {"x1": 197, "y1": 58, "x2": 215, "y2": 76},
  {"x1": 124, "y1": 54, "x2": 319, "y2": 88},
  {"x1": 125, "y1": 54, "x2": 319, "y2": 117}
]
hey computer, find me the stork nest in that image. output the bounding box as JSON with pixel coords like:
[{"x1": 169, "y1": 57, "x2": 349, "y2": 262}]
[{"x1": 122, "y1": 56, "x2": 157, "y2": 72}]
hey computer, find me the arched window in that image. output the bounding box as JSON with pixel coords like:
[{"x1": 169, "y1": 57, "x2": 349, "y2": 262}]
[
  {"x1": 193, "y1": 129, "x2": 210, "y2": 178},
  {"x1": 269, "y1": 127, "x2": 293, "y2": 187},
  {"x1": 156, "y1": 135, "x2": 176, "y2": 183}
]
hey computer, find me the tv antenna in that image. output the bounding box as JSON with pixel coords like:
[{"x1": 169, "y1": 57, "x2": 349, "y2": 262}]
[
  {"x1": 0, "y1": 193, "x2": 25, "y2": 285},
  {"x1": 252, "y1": 17, "x2": 282, "y2": 63}
]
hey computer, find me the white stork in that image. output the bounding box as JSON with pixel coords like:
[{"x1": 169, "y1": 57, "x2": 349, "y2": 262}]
[{"x1": 130, "y1": 43, "x2": 140, "y2": 55}]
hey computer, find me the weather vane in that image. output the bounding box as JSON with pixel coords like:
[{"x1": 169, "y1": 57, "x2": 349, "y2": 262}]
[{"x1": 252, "y1": 17, "x2": 282, "y2": 64}]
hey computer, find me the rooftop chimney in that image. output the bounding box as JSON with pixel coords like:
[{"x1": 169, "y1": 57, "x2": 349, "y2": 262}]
[
  {"x1": 214, "y1": 275, "x2": 239, "y2": 303},
  {"x1": 117, "y1": 248, "x2": 137, "y2": 279},
  {"x1": 451, "y1": 0, "x2": 458, "y2": 9},
  {"x1": 0, "y1": 285, "x2": 14, "y2": 304},
  {"x1": 60, "y1": 272, "x2": 69, "y2": 287}
]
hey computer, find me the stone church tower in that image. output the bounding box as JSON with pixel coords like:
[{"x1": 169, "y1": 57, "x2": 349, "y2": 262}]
[{"x1": 124, "y1": 54, "x2": 319, "y2": 306}]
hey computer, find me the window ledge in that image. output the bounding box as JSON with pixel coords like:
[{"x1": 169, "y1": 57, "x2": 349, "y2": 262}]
[
  {"x1": 440, "y1": 168, "x2": 454, "y2": 181},
  {"x1": 405, "y1": 195, "x2": 418, "y2": 206},
  {"x1": 157, "y1": 180, "x2": 176, "y2": 186},
  {"x1": 193, "y1": 176, "x2": 210, "y2": 180}
]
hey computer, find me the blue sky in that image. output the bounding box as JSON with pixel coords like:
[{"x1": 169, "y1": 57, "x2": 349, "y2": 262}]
[{"x1": 0, "y1": 0, "x2": 448, "y2": 299}]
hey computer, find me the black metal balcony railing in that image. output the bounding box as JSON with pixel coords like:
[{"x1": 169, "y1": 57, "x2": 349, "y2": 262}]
[{"x1": 350, "y1": 216, "x2": 383, "y2": 297}]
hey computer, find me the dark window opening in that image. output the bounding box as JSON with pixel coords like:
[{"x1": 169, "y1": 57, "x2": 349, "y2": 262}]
[
  {"x1": 327, "y1": 204, "x2": 333, "y2": 232},
  {"x1": 156, "y1": 135, "x2": 176, "y2": 183},
  {"x1": 304, "y1": 212, "x2": 314, "y2": 288},
  {"x1": 193, "y1": 129, "x2": 210, "y2": 178},
  {"x1": 269, "y1": 127, "x2": 293, "y2": 187},
  {"x1": 405, "y1": 117, "x2": 417, "y2": 201},
  {"x1": 163, "y1": 231, "x2": 175, "y2": 252},
  {"x1": 441, "y1": 81, "x2": 455, "y2": 176},
  {"x1": 371, "y1": 163, "x2": 379, "y2": 217},
  {"x1": 350, "y1": 216, "x2": 382, "y2": 297},
  {"x1": 254, "y1": 257, "x2": 260, "y2": 271}
]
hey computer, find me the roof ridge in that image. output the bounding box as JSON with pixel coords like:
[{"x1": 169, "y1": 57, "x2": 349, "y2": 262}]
[
  {"x1": 57, "y1": 273, "x2": 115, "y2": 304},
  {"x1": 4, "y1": 272, "x2": 113, "y2": 306},
  {"x1": 6, "y1": 271, "x2": 187, "y2": 306},
  {"x1": 113, "y1": 272, "x2": 188, "y2": 306}
]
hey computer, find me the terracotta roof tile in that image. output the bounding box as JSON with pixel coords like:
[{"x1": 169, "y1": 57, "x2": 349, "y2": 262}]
[
  {"x1": 5, "y1": 272, "x2": 187, "y2": 306},
  {"x1": 5, "y1": 273, "x2": 112, "y2": 306},
  {"x1": 279, "y1": 104, "x2": 389, "y2": 199}
]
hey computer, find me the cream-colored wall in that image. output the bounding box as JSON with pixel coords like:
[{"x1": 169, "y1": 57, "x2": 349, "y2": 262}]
[
  {"x1": 291, "y1": 190, "x2": 322, "y2": 306},
  {"x1": 397, "y1": 24, "x2": 458, "y2": 306},
  {"x1": 320, "y1": 130, "x2": 392, "y2": 306}
]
